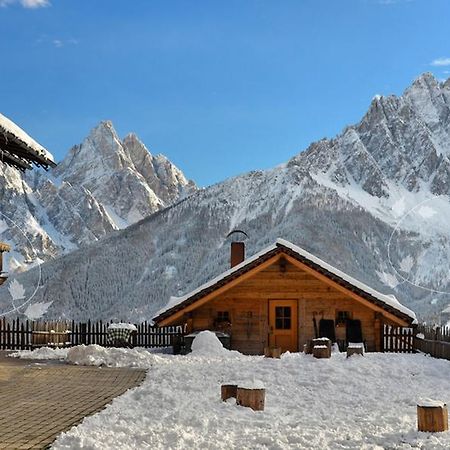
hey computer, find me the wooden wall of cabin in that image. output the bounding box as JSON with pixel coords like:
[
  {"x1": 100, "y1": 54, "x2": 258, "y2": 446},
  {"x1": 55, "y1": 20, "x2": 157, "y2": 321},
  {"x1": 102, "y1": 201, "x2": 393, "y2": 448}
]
[{"x1": 185, "y1": 258, "x2": 393, "y2": 354}]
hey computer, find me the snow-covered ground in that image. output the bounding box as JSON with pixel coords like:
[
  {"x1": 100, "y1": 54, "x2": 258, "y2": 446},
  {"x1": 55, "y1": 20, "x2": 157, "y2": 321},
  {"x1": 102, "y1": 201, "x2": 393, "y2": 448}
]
[{"x1": 13, "y1": 334, "x2": 450, "y2": 449}]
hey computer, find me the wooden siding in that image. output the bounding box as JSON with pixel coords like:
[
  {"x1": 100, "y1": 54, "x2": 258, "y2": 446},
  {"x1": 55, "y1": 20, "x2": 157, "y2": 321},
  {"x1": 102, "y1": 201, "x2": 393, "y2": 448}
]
[{"x1": 184, "y1": 259, "x2": 389, "y2": 354}]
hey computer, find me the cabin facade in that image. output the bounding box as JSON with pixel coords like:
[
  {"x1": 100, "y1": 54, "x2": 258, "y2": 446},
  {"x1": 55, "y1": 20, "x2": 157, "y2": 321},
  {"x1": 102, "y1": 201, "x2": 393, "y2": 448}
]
[
  {"x1": 0, "y1": 242, "x2": 10, "y2": 286},
  {"x1": 153, "y1": 239, "x2": 416, "y2": 354}
]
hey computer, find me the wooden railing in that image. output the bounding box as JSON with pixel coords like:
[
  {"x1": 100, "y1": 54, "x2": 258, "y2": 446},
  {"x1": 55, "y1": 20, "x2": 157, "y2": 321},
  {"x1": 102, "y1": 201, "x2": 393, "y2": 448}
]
[
  {"x1": 0, "y1": 318, "x2": 184, "y2": 351},
  {"x1": 382, "y1": 325, "x2": 414, "y2": 353}
]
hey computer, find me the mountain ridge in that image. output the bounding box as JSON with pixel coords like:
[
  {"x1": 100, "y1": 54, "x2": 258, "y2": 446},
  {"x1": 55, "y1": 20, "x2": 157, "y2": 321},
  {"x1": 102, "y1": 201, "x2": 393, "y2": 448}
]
[
  {"x1": 2, "y1": 72, "x2": 450, "y2": 322},
  {"x1": 0, "y1": 120, "x2": 196, "y2": 272}
]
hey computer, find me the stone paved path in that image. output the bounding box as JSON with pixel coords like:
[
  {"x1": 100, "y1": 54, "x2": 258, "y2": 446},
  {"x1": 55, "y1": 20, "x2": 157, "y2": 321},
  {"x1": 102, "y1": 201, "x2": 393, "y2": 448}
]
[{"x1": 0, "y1": 352, "x2": 146, "y2": 449}]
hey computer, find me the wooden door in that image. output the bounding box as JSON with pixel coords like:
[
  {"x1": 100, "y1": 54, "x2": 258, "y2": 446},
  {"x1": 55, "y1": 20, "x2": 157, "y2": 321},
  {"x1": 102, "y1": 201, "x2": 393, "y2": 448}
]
[{"x1": 268, "y1": 300, "x2": 298, "y2": 353}]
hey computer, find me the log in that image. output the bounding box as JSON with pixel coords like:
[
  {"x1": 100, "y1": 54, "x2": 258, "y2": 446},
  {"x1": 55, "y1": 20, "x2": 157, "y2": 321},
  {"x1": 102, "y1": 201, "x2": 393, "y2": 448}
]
[
  {"x1": 236, "y1": 387, "x2": 265, "y2": 411},
  {"x1": 264, "y1": 347, "x2": 281, "y2": 358},
  {"x1": 313, "y1": 345, "x2": 330, "y2": 359},
  {"x1": 221, "y1": 384, "x2": 238, "y2": 401},
  {"x1": 417, "y1": 401, "x2": 448, "y2": 432}
]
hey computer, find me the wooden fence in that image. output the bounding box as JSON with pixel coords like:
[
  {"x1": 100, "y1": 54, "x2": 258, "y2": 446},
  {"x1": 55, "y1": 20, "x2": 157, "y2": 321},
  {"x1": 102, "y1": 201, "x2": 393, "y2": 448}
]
[
  {"x1": 414, "y1": 324, "x2": 450, "y2": 360},
  {"x1": 382, "y1": 325, "x2": 414, "y2": 353},
  {"x1": 0, "y1": 318, "x2": 184, "y2": 351}
]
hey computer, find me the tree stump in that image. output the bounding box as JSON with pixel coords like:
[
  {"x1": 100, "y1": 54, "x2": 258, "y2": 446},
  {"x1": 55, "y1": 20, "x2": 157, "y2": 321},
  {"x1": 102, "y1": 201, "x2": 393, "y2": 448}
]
[
  {"x1": 236, "y1": 387, "x2": 265, "y2": 411},
  {"x1": 221, "y1": 384, "x2": 238, "y2": 401},
  {"x1": 347, "y1": 346, "x2": 364, "y2": 358},
  {"x1": 264, "y1": 347, "x2": 281, "y2": 358},
  {"x1": 312, "y1": 338, "x2": 331, "y2": 357},
  {"x1": 417, "y1": 401, "x2": 448, "y2": 432}
]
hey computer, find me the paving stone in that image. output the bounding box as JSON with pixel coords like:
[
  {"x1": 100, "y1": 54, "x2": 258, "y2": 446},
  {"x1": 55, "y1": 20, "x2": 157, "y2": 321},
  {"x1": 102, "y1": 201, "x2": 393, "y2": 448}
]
[{"x1": 0, "y1": 351, "x2": 146, "y2": 449}]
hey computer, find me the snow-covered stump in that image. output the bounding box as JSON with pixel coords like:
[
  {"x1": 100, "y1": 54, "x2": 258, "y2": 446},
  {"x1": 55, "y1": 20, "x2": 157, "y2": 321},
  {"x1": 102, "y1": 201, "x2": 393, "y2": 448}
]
[
  {"x1": 417, "y1": 400, "x2": 448, "y2": 432},
  {"x1": 221, "y1": 384, "x2": 238, "y2": 401},
  {"x1": 347, "y1": 343, "x2": 364, "y2": 357},
  {"x1": 236, "y1": 388, "x2": 265, "y2": 411},
  {"x1": 312, "y1": 338, "x2": 331, "y2": 358},
  {"x1": 264, "y1": 347, "x2": 281, "y2": 358},
  {"x1": 313, "y1": 345, "x2": 330, "y2": 359}
]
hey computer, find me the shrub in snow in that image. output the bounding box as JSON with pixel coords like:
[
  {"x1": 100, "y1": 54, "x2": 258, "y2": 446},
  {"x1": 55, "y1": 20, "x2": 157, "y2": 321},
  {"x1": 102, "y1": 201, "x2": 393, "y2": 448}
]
[{"x1": 190, "y1": 330, "x2": 229, "y2": 356}]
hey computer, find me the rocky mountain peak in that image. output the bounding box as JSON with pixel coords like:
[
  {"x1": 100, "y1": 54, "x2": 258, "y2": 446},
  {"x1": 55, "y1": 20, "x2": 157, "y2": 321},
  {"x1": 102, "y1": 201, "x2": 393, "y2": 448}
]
[{"x1": 0, "y1": 120, "x2": 197, "y2": 270}]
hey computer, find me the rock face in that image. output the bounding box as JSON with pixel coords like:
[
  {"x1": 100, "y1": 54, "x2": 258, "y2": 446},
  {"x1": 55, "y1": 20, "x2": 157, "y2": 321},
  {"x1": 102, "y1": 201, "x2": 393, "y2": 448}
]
[
  {"x1": 2, "y1": 73, "x2": 450, "y2": 322},
  {"x1": 0, "y1": 121, "x2": 196, "y2": 271}
]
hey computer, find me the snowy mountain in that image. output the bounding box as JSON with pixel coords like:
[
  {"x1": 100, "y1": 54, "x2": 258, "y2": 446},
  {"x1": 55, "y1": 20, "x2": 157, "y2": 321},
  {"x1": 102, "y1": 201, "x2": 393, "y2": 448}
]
[
  {"x1": 0, "y1": 121, "x2": 196, "y2": 272},
  {"x1": 2, "y1": 72, "x2": 450, "y2": 322}
]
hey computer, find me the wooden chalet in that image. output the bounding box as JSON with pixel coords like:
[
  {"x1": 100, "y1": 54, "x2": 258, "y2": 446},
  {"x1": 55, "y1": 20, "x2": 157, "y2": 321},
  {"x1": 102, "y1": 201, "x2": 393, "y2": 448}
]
[
  {"x1": 0, "y1": 112, "x2": 56, "y2": 171},
  {"x1": 0, "y1": 242, "x2": 10, "y2": 286},
  {"x1": 153, "y1": 239, "x2": 416, "y2": 354}
]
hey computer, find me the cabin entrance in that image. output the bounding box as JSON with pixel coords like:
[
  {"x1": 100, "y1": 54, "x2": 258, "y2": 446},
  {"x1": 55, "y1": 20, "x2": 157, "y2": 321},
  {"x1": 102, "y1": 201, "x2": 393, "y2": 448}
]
[{"x1": 268, "y1": 299, "x2": 298, "y2": 353}]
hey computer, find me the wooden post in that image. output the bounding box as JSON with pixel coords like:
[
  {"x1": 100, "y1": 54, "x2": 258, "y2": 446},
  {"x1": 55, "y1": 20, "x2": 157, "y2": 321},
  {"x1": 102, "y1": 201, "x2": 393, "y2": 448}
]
[
  {"x1": 374, "y1": 312, "x2": 382, "y2": 352},
  {"x1": 417, "y1": 402, "x2": 448, "y2": 432},
  {"x1": 236, "y1": 387, "x2": 265, "y2": 411},
  {"x1": 221, "y1": 384, "x2": 238, "y2": 401}
]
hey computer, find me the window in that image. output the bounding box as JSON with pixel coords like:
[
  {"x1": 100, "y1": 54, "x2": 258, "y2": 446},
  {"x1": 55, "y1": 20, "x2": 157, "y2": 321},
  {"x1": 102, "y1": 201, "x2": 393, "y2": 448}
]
[
  {"x1": 336, "y1": 311, "x2": 352, "y2": 324},
  {"x1": 217, "y1": 311, "x2": 230, "y2": 322},
  {"x1": 275, "y1": 306, "x2": 291, "y2": 329}
]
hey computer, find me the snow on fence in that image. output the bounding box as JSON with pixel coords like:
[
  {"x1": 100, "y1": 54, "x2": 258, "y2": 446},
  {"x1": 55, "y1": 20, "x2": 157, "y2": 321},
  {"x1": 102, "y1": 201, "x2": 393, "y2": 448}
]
[
  {"x1": 0, "y1": 318, "x2": 184, "y2": 350},
  {"x1": 382, "y1": 325, "x2": 414, "y2": 353}
]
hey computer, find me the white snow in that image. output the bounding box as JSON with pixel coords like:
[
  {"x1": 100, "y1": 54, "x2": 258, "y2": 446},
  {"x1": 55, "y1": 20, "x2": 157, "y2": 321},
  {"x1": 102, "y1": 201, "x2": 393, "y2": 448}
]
[
  {"x1": 417, "y1": 399, "x2": 446, "y2": 408},
  {"x1": 108, "y1": 323, "x2": 137, "y2": 331},
  {"x1": 156, "y1": 239, "x2": 416, "y2": 323},
  {"x1": 10, "y1": 346, "x2": 68, "y2": 360},
  {"x1": 190, "y1": 330, "x2": 229, "y2": 357},
  {"x1": 66, "y1": 345, "x2": 155, "y2": 368},
  {"x1": 348, "y1": 342, "x2": 365, "y2": 349},
  {"x1": 0, "y1": 112, "x2": 55, "y2": 163},
  {"x1": 51, "y1": 349, "x2": 450, "y2": 449}
]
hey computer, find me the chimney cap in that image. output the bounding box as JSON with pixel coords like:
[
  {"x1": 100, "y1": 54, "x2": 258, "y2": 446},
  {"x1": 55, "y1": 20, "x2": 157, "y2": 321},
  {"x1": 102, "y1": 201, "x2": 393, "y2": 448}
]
[{"x1": 226, "y1": 229, "x2": 249, "y2": 241}]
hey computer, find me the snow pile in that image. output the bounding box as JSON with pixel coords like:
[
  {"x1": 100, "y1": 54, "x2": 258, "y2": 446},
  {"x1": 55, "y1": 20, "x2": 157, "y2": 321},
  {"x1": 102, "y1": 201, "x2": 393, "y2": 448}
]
[
  {"x1": 107, "y1": 323, "x2": 137, "y2": 331},
  {"x1": 66, "y1": 345, "x2": 160, "y2": 368},
  {"x1": 52, "y1": 352, "x2": 450, "y2": 449},
  {"x1": 10, "y1": 347, "x2": 68, "y2": 360},
  {"x1": 190, "y1": 330, "x2": 229, "y2": 357}
]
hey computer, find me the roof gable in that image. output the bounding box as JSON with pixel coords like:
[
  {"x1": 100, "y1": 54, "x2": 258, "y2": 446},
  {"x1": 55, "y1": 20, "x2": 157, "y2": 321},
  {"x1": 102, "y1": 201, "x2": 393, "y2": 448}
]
[{"x1": 153, "y1": 239, "x2": 416, "y2": 325}]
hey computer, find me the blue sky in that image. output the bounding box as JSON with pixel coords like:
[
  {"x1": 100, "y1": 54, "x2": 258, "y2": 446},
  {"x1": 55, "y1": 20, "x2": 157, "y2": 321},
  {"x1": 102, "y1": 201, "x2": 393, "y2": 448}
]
[{"x1": 0, "y1": 0, "x2": 449, "y2": 186}]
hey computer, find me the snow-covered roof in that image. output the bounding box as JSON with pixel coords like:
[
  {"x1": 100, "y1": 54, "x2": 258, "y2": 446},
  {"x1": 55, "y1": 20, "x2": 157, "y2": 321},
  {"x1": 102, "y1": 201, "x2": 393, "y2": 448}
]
[
  {"x1": 0, "y1": 112, "x2": 56, "y2": 171},
  {"x1": 154, "y1": 238, "x2": 417, "y2": 324}
]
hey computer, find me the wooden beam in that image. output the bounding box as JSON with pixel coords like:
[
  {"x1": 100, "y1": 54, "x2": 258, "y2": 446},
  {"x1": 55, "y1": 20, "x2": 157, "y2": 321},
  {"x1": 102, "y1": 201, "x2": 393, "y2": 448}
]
[
  {"x1": 157, "y1": 254, "x2": 283, "y2": 326},
  {"x1": 283, "y1": 254, "x2": 410, "y2": 327}
]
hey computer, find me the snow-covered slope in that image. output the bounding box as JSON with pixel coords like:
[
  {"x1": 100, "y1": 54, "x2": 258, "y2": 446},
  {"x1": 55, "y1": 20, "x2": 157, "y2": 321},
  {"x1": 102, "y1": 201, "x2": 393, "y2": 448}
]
[
  {"x1": 0, "y1": 121, "x2": 196, "y2": 271},
  {"x1": 2, "y1": 73, "x2": 450, "y2": 321}
]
